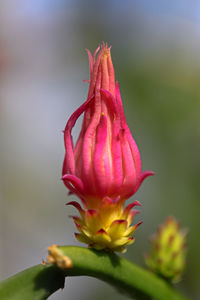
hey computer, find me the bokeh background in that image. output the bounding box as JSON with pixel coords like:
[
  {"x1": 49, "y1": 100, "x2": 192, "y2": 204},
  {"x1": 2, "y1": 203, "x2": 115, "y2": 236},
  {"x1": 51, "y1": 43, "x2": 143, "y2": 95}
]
[{"x1": 1, "y1": 1, "x2": 200, "y2": 299}]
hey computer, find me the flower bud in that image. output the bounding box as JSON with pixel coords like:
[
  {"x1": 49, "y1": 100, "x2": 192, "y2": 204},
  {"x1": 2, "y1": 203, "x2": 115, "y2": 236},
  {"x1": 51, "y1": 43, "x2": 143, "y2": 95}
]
[
  {"x1": 62, "y1": 43, "x2": 154, "y2": 252},
  {"x1": 145, "y1": 216, "x2": 187, "y2": 282}
]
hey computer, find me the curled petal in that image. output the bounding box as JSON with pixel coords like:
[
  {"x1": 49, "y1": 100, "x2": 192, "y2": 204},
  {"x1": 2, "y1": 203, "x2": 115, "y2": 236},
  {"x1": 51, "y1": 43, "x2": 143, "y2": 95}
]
[
  {"x1": 123, "y1": 200, "x2": 141, "y2": 219},
  {"x1": 87, "y1": 46, "x2": 103, "y2": 98},
  {"x1": 63, "y1": 94, "x2": 94, "y2": 175},
  {"x1": 86, "y1": 48, "x2": 94, "y2": 75},
  {"x1": 126, "y1": 210, "x2": 140, "y2": 226},
  {"x1": 134, "y1": 170, "x2": 155, "y2": 194},
  {"x1": 62, "y1": 174, "x2": 84, "y2": 196},
  {"x1": 72, "y1": 217, "x2": 83, "y2": 231},
  {"x1": 66, "y1": 201, "x2": 85, "y2": 216},
  {"x1": 93, "y1": 45, "x2": 100, "y2": 60}
]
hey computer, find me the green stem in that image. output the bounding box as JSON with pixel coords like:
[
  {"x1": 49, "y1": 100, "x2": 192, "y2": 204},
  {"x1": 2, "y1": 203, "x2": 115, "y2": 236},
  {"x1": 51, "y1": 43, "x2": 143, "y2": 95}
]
[
  {"x1": 55, "y1": 246, "x2": 188, "y2": 300},
  {"x1": 0, "y1": 246, "x2": 188, "y2": 300},
  {"x1": 0, "y1": 264, "x2": 65, "y2": 300}
]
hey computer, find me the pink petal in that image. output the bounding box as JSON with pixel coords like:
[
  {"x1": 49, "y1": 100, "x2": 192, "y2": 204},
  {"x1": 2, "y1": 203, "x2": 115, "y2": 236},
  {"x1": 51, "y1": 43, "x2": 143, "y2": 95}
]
[
  {"x1": 93, "y1": 45, "x2": 100, "y2": 60},
  {"x1": 85, "y1": 48, "x2": 94, "y2": 75},
  {"x1": 62, "y1": 174, "x2": 84, "y2": 192},
  {"x1": 93, "y1": 113, "x2": 110, "y2": 196},
  {"x1": 116, "y1": 82, "x2": 142, "y2": 174},
  {"x1": 119, "y1": 129, "x2": 137, "y2": 196},
  {"x1": 107, "y1": 50, "x2": 116, "y2": 97},
  {"x1": 66, "y1": 201, "x2": 85, "y2": 215},
  {"x1": 87, "y1": 46, "x2": 103, "y2": 98},
  {"x1": 100, "y1": 196, "x2": 121, "y2": 209},
  {"x1": 134, "y1": 170, "x2": 155, "y2": 193},
  {"x1": 123, "y1": 200, "x2": 141, "y2": 218},
  {"x1": 81, "y1": 68, "x2": 102, "y2": 193},
  {"x1": 100, "y1": 88, "x2": 119, "y2": 119},
  {"x1": 115, "y1": 82, "x2": 127, "y2": 127},
  {"x1": 63, "y1": 94, "x2": 94, "y2": 175}
]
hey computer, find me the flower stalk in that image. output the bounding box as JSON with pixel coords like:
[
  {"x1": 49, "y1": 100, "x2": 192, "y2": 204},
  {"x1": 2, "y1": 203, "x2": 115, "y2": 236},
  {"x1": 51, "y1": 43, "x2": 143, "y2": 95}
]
[{"x1": 0, "y1": 246, "x2": 189, "y2": 300}]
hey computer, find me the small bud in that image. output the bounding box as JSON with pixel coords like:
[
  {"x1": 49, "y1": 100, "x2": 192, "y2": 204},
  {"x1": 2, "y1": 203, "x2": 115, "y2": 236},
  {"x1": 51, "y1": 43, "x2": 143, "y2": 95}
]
[
  {"x1": 145, "y1": 216, "x2": 187, "y2": 283},
  {"x1": 46, "y1": 244, "x2": 73, "y2": 269}
]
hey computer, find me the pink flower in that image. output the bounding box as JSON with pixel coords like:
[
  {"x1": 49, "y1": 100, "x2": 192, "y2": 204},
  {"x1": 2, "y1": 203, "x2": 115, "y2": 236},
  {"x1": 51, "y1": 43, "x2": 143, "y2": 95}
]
[{"x1": 62, "y1": 43, "x2": 154, "y2": 252}]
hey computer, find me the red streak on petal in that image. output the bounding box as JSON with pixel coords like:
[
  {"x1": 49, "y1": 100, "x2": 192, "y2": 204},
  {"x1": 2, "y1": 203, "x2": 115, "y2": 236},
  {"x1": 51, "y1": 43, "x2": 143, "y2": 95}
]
[
  {"x1": 124, "y1": 201, "x2": 141, "y2": 218},
  {"x1": 93, "y1": 114, "x2": 109, "y2": 196},
  {"x1": 86, "y1": 209, "x2": 98, "y2": 217},
  {"x1": 112, "y1": 219, "x2": 127, "y2": 225},
  {"x1": 88, "y1": 47, "x2": 103, "y2": 98},
  {"x1": 96, "y1": 228, "x2": 107, "y2": 235},
  {"x1": 81, "y1": 69, "x2": 102, "y2": 194}
]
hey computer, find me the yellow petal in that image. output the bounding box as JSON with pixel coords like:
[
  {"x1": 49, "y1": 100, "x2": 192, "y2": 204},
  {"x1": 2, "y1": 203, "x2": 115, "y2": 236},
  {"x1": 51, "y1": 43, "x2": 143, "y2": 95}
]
[
  {"x1": 108, "y1": 219, "x2": 127, "y2": 240},
  {"x1": 93, "y1": 229, "x2": 111, "y2": 246}
]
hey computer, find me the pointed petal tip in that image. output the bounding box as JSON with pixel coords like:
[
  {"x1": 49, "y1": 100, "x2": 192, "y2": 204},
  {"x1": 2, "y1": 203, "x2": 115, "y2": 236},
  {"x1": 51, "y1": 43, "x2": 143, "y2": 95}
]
[
  {"x1": 66, "y1": 201, "x2": 84, "y2": 214},
  {"x1": 135, "y1": 170, "x2": 155, "y2": 193},
  {"x1": 113, "y1": 219, "x2": 127, "y2": 225},
  {"x1": 137, "y1": 221, "x2": 143, "y2": 227},
  {"x1": 143, "y1": 170, "x2": 155, "y2": 178},
  {"x1": 132, "y1": 209, "x2": 140, "y2": 216},
  {"x1": 96, "y1": 228, "x2": 107, "y2": 235},
  {"x1": 133, "y1": 200, "x2": 141, "y2": 207},
  {"x1": 82, "y1": 79, "x2": 90, "y2": 83},
  {"x1": 66, "y1": 200, "x2": 79, "y2": 207},
  {"x1": 124, "y1": 200, "x2": 141, "y2": 216},
  {"x1": 86, "y1": 209, "x2": 98, "y2": 216}
]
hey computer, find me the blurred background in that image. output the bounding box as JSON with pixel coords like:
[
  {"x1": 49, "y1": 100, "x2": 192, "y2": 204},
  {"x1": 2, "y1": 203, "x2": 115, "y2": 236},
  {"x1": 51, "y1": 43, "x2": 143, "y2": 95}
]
[{"x1": 1, "y1": 1, "x2": 200, "y2": 299}]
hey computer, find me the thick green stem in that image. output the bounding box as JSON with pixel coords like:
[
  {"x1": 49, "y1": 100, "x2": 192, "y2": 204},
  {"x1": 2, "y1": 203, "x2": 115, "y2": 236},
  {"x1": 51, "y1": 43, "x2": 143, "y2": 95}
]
[
  {"x1": 0, "y1": 264, "x2": 65, "y2": 300},
  {"x1": 0, "y1": 246, "x2": 188, "y2": 300},
  {"x1": 56, "y1": 246, "x2": 188, "y2": 300}
]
